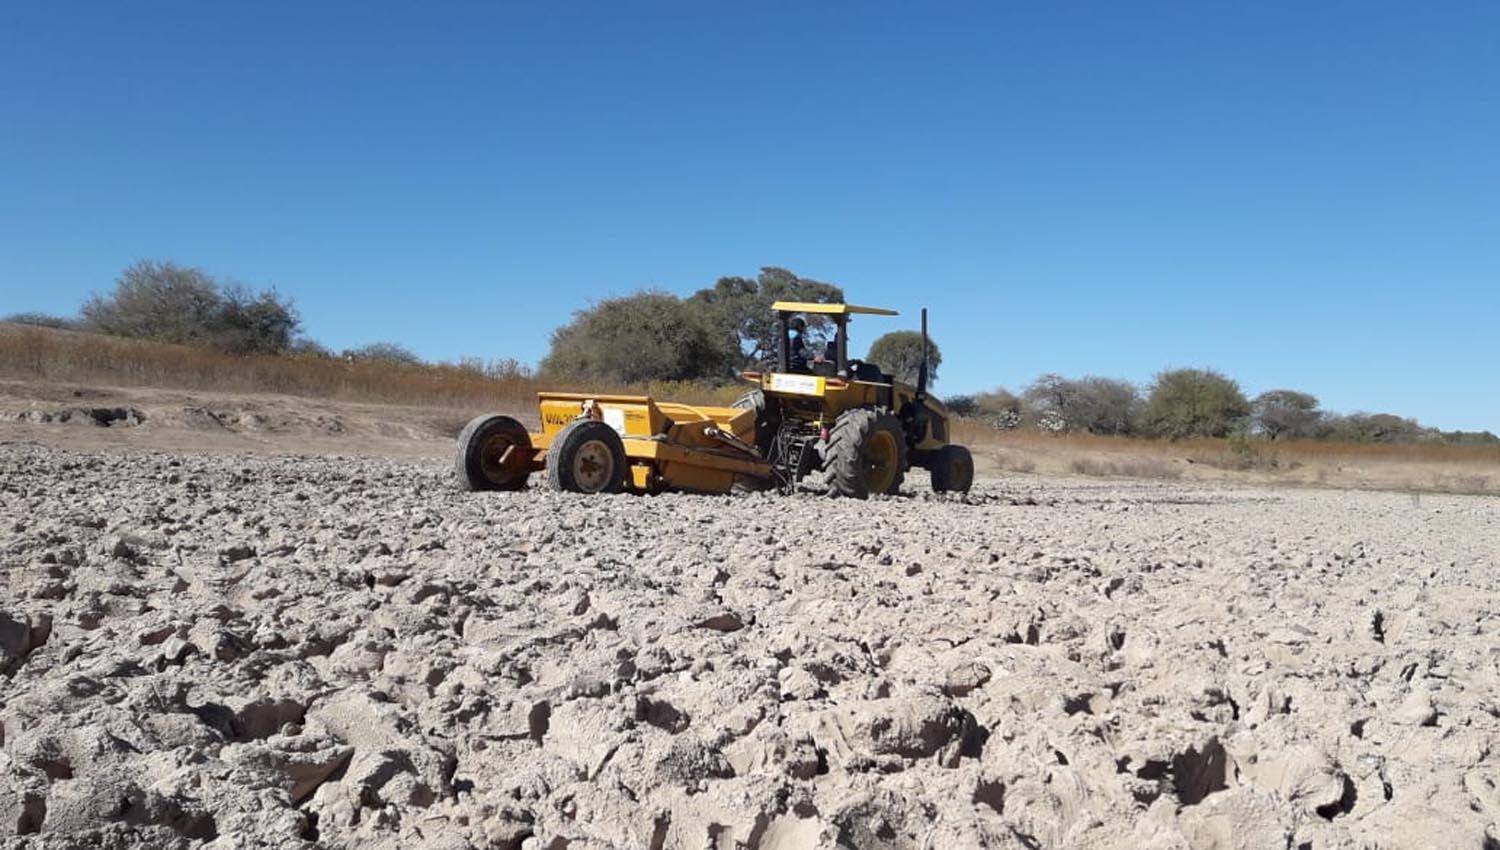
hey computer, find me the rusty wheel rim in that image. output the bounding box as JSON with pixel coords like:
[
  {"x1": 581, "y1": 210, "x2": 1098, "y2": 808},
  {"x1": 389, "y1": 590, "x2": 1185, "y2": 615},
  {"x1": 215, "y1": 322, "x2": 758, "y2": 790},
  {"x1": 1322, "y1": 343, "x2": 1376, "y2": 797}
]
[
  {"x1": 572, "y1": 439, "x2": 615, "y2": 492},
  {"x1": 479, "y1": 433, "x2": 525, "y2": 485}
]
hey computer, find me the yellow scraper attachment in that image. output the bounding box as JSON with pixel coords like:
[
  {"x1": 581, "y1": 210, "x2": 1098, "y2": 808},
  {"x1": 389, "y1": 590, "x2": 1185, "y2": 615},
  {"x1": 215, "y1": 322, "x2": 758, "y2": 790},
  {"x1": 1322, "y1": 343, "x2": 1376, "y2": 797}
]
[{"x1": 530, "y1": 393, "x2": 769, "y2": 494}]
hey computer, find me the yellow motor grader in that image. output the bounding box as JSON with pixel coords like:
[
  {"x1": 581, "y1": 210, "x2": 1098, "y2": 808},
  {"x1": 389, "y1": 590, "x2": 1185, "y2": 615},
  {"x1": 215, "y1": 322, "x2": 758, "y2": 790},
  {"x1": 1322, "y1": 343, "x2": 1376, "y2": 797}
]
[{"x1": 455, "y1": 301, "x2": 973, "y2": 497}]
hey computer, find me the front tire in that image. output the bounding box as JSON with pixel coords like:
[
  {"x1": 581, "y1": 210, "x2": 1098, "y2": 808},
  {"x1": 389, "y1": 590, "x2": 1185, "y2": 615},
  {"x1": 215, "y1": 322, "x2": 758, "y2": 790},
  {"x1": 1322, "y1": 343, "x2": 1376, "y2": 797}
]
[
  {"x1": 547, "y1": 419, "x2": 629, "y2": 494},
  {"x1": 456, "y1": 414, "x2": 533, "y2": 491},
  {"x1": 930, "y1": 444, "x2": 974, "y2": 493},
  {"x1": 824, "y1": 408, "x2": 906, "y2": 499}
]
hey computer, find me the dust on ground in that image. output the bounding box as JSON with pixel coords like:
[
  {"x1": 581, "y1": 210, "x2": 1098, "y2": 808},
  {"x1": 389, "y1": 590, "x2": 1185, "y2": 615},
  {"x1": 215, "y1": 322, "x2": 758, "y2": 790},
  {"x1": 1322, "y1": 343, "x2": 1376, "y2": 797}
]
[{"x1": 2, "y1": 435, "x2": 1496, "y2": 849}]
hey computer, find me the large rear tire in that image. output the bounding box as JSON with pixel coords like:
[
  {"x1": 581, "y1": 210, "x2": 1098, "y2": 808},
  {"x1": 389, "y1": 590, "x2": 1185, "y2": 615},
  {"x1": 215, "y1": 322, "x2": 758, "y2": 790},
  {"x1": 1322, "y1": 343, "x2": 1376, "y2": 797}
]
[
  {"x1": 824, "y1": 408, "x2": 906, "y2": 499},
  {"x1": 456, "y1": 414, "x2": 533, "y2": 491},
  {"x1": 930, "y1": 444, "x2": 974, "y2": 494},
  {"x1": 547, "y1": 419, "x2": 629, "y2": 494}
]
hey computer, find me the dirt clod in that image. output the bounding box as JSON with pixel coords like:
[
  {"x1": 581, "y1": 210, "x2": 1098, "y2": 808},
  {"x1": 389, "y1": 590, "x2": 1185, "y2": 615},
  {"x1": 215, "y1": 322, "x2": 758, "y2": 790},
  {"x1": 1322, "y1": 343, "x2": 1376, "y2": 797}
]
[{"x1": 0, "y1": 444, "x2": 1496, "y2": 848}]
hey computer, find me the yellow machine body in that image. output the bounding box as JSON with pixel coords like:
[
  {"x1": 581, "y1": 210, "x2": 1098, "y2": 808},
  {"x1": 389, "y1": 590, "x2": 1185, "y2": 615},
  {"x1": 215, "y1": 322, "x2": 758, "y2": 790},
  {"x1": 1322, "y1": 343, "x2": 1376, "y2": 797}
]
[
  {"x1": 749, "y1": 371, "x2": 952, "y2": 452},
  {"x1": 520, "y1": 393, "x2": 769, "y2": 494}
]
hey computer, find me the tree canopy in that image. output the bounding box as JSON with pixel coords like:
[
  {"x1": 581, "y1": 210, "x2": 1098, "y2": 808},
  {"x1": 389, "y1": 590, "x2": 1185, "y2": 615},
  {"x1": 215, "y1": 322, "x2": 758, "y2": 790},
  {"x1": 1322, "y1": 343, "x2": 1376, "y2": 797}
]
[
  {"x1": 1023, "y1": 374, "x2": 1140, "y2": 435},
  {"x1": 1252, "y1": 390, "x2": 1322, "y2": 440},
  {"x1": 1137, "y1": 368, "x2": 1251, "y2": 439},
  {"x1": 540, "y1": 268, "x2": 842, "y2": 383},
  {"x1": 687, "y1": 267, "x2": 843, "y2": 367},
  {"x1": 541, "y1": 290, "x2": 739, "y2": 383},
  {"x1": 81, "y1": 260, "x2": 298, "y2": 354},
  {"x1": 866, "y1": 330, "x2": 941, "y2": 385}
]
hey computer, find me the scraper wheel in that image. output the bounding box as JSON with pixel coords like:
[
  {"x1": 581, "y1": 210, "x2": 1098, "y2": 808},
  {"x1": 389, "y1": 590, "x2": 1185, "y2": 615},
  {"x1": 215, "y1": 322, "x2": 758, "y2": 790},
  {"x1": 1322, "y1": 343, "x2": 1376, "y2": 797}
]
[
  {"x1": 548, "y1": 419, "x2": 628, "y2": 494},
  {"x1": 456, "y1": 414, "x2": 533, "y2": 491}
]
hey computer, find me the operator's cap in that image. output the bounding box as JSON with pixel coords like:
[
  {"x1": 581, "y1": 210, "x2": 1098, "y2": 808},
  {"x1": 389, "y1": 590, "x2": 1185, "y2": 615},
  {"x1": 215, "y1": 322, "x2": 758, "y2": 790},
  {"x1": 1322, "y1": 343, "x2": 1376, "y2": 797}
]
[{"x1": 789, "y1": 316, "x2": 807, "y2": 330}]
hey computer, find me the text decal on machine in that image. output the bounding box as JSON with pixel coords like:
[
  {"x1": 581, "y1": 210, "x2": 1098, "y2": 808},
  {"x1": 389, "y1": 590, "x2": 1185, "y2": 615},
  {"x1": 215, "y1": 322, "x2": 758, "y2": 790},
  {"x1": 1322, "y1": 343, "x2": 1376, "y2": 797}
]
[{"x1": 768, "y1": 374, "x2": 823, "y2": 395}]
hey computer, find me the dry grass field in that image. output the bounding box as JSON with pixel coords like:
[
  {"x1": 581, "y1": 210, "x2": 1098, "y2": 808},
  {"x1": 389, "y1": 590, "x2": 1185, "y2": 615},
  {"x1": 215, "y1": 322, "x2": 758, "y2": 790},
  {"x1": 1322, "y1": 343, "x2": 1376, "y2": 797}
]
[
  {"x1": 0, "y1": 323, "x2": 738, "y2": 412},
  {"x1": 951, "y1": 420, "x2": 1500, "y2": 495}
]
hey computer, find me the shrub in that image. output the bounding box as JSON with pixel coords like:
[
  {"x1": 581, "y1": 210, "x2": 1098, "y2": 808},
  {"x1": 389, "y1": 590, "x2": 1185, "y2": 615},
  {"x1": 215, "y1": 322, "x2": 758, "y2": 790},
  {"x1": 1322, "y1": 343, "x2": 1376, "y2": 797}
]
[
  {"x1": 208, "y1": 285, "x2": 300, "y2": 355},
  {"x1": 1441, "y1": 430, "x2": 1500, "y2": 446},
  {"x1": 451, "y1": 356, "x2": 533, "y2": 380},
  {"x1": 1321, "y1": 412, "x2": 1429, "y2": 443},
  {"x1": 3, "y1": 312, "x2": 80, "y2": 330},
  {"x1": 344, "y1": 342, "x2": 422, "y2": 364},
  {"x1": 1137, "y1": 368, "x2": 1250, "y2": 439},
  {"x1": 81, "y1": 259, "x2": 299, "y2": 354},
  {"x1": 972, "y1": 388, "x2": 1026, "y2": 430},
  {"x1": 1226, "y1": 427, "x2": 1278, "y2": 469},
  {"x1": 83, "y1": 260, "x2": 220, "y2": 343},
  {"x1": 1023, "y1": 374, "x2": 1140, "y2": 435},
  {"x1": 945, "y1": 394, "x2": 978, "y2": 416}
]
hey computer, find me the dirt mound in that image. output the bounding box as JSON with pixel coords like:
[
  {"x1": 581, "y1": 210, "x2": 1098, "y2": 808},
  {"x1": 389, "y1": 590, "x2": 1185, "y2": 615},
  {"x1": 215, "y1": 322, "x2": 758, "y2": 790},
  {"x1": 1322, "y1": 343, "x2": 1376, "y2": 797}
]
[
  {"x1": 6, "y1": 406, "x2": 146, "y2": 427},
  {"x1": 0, "y1": 382, "x2": 465, "y2": 458},
  {"x1": 1, "y1": 445, "x2": 1496, "y2": 848}
]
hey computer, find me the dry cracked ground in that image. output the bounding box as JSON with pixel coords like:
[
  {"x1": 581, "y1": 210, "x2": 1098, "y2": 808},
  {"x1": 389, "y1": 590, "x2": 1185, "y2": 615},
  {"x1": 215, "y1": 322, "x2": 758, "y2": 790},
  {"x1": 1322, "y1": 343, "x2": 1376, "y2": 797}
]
[{"x1": 2, "y1": 444, "x2": 1498, "y2": 849}]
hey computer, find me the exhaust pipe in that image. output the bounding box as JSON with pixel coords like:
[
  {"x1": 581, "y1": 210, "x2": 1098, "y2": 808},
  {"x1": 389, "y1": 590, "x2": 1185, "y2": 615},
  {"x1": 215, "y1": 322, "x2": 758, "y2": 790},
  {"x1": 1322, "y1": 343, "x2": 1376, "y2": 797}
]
[{"x1": 916, "y1": 307, "x2": 929, "y2": 399}]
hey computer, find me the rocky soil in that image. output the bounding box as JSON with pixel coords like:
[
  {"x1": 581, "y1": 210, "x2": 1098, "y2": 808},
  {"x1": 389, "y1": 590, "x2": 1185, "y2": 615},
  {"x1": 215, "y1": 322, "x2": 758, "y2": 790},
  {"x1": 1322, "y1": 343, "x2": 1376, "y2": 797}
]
[{"x1": 1, "y1": 444, "x2": 1497, "y2": 849}]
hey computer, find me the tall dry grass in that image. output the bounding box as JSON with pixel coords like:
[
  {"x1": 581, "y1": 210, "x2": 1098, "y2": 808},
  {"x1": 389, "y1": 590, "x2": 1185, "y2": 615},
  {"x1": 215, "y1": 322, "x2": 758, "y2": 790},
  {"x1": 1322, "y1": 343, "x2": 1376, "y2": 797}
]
[
  {"x1": 0, "y1": 323, "x2": 739, "y2": 411},
  {"x1": 954, "y1": 419, "x2": 1500, "y2": 479}
]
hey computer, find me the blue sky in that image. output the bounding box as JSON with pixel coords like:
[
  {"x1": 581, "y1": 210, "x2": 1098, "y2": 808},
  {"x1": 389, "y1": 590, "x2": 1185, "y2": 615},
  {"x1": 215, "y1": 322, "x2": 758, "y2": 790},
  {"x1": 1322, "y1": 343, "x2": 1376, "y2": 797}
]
[{"x1": 2, "y1": 2, "x2": 1496, "y2": 430}]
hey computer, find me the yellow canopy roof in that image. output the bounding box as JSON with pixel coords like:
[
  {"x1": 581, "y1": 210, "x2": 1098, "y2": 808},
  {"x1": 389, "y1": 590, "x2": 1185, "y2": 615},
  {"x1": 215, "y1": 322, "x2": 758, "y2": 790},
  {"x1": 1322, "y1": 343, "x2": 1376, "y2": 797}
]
[{"x1": 771, "y1": 301, "x2": 899, "y2": 316}]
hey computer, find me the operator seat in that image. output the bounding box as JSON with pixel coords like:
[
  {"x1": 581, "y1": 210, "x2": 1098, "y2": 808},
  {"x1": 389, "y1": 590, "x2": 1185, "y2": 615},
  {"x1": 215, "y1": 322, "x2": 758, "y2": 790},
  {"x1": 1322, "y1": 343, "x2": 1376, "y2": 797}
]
[{"x1": 847, "y1": 360, "x2": 886, "y2": 383}]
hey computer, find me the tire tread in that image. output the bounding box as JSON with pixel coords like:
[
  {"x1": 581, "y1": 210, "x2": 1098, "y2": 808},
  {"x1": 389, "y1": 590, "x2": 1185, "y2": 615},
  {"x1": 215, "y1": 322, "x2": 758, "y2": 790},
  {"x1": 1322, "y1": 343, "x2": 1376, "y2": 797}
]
[
  {"x1": 455, "y1": 414, "x2": 531, "y2": 492},
  {"x1": 824, "y1": 408, "x2": 906, "y2": 499},
  {"x1": 546, "y1": 419, "x2": 628, "y2": 494}
]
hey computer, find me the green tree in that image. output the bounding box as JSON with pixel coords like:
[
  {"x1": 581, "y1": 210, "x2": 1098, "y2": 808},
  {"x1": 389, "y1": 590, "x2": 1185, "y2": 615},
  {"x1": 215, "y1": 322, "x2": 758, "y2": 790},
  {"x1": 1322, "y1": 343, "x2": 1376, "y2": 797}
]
[
  {"x1": 689, "y1": 267, "x2": 844, "y2": 366},
  {"x1": 867, "y1": 330, "x2": 941, "y2": 385},
  {"x1": 1137, "y1": 368, "x2": 1251, "y2": 439},
  {"x1": 542, "y1": 290, "x2": 738, "y2": 383},
  {"x1": 1252, "y1": 390, "x2": 1322, "y2": 440}
]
